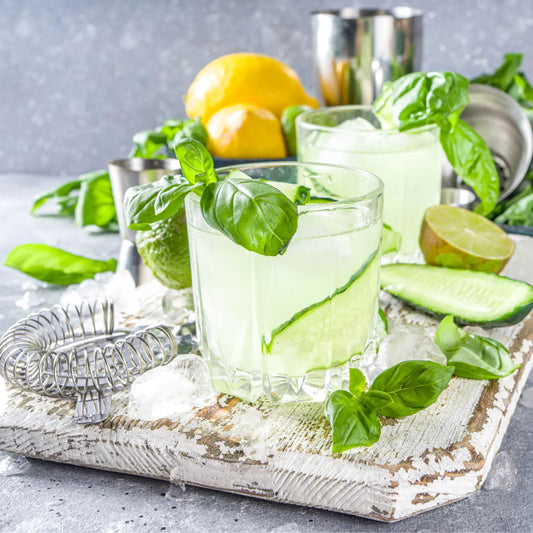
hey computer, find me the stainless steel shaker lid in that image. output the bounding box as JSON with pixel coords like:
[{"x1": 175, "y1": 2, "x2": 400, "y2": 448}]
[{"x1": 443, "y1": 84, "x2": 533, "y2": 202}]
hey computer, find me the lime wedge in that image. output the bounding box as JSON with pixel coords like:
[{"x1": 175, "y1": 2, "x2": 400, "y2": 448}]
[{"x1": 420, "y1": 205, "x2": 515, "y2": 273}]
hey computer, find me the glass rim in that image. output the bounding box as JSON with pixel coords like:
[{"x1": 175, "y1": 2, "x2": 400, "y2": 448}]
[
  {"x1": 296, "y1": 105, "x2": 439, "y2": 136},
  {"x1": 211, "y1": 161, "x2": 384, "y2": 206}
]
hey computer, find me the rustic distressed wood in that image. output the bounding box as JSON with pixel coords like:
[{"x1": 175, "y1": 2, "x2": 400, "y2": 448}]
[{"x1": 0, "y1": 281, "x2": 532, "y2": 522}]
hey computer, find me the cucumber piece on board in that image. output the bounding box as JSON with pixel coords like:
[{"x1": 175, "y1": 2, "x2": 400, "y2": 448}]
[
  {"x1": 380, "y1": 263, "x2": 533, "y2": 327},
  {"x1": 264, "y1": 252, "x2": 379, "y2": 376}
]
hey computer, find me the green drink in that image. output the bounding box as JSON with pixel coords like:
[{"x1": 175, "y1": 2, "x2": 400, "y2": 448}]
[
  {"x1": 185, "y1": 162, "x2": 383, "y2": 403},
  {"x1": 297, "y1": 107, "x2": 442, "y2": 257}
]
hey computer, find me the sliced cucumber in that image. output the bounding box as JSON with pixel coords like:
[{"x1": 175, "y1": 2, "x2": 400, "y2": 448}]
[
  {"x1": 264, "y1": 252, "x2": 379, "y2": 376},
  {"x1": 260, "y1": 180, "x2": 311, "y2": 206},
  {"x1": 380, "y1": 264, "x2": 533, "y2": 327}
]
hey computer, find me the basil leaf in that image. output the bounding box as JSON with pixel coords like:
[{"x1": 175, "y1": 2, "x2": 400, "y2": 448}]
[
  {"x1": 157, "y1": 119, "x2": 185, "y2": 141},
  {"x1": 363, "y1": 390, "x2": 393, "y2": 411},
  {"x1": 508, "y1": 73, "x2": 533, "y2": 108},
  {"x1": 200, "y1": 170, "x2": 298, "y2": 256},
  {"x1": 368, "y1": 360, "x2": 454, "y2": 418},
  {"x1": 435, "y1": 315, "x2": 520, "y2": 379},
  {"x1": 172, "y1": 117, "x2": 208, "y2": 147},
  {"x1": 389, "y1": 72, "x2": 470, "y2": 132},
  {"x1": 348, "y1": 368, "x2": 366, "y2": 397},
  {"x1": 124, "y1": 175, "x2": 202, "y2": 231},
  {"x1": 75, "y1": 171, "x2": 116, "y2": 228},
  {"x1": 4, "y1": 244, "x2": 117, "y2": 285},
  {"x1": 56, "y1": 196, "x2": 78, "y2": 216},
  {"x1": 129, "y1": 130, "x2": 168, "y2": 159},
  {"x1": 31, "y1": 178, "x2": 82, "y2": 214},
  {"x1": 494, "y1": 185, "x2": 533, "y2": 226},
  {"x1": 373, "y1": 81, "x2": 393, "y2": 128},
  {"x1": 440, "y1": 119, "x2": 499, "y2": 215},
  {"x1": 324, "y1": 390, "x2": 381, "y2": 452},
  {"x1": 174, "y1": 139, "x2": 217, "y2": 186},
  {"x1": 471, "y1": 53, "x2": 523, "y2": 91}
]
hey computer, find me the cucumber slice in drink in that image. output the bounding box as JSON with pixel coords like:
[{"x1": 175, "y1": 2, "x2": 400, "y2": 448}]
[
  {"x1": 260, "y1": 180, "x2": 311, "y2": 205},
  {"x1": 264, "y1": 252, "x2": 379, "y2": 376},
  {"x1": 380, "y1": 264, "x2": 533, "y2": 327}
]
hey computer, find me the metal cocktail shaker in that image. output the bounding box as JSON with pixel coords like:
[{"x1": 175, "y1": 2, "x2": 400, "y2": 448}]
[{"x1": 311, "y1": 7, "x2": 423, "y2": 106}]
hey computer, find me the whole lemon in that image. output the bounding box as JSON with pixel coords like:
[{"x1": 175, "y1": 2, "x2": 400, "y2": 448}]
[
  {"x1": 206, "y1": 104, "x2": 287, "y2": 159},
  {"x1": 185, "y1": 53, "x2": 319, "y2": 123}
]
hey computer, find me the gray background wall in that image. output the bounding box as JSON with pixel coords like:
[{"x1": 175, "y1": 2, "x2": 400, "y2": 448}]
[{"x1": 1, "y1": 0, "x2": 531, "y2": 176}]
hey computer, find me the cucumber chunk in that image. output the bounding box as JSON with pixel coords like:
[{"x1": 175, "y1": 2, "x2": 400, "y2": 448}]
[
  {"x1": 380, "y1": 264, "x2": 533, "y2": 327},
  {"x1": 264, "y1": 252, "x2": 379, "y2": 376}
]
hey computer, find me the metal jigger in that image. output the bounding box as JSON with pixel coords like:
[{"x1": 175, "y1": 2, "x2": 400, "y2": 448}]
[
  {"x1": 108, "y1": 158, "x2": 181, "y2": 284},
  {"x1": 311, "y1": 7, "x2": 423, "y2": 106}
]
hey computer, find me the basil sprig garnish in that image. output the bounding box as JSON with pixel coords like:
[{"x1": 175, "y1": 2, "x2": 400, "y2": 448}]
[
  {"x1": 124, "y1": 140, "x2": 304, "y2": 256},
  {"x1": 373, "y1": 72, "x2": 499, "y2": 215},
  {"x1": 325, "y1": 363, "x2": 454, "y2": 453},
  {"x1": 435, "y1": 315, "x2": 520, "y2": 379}
]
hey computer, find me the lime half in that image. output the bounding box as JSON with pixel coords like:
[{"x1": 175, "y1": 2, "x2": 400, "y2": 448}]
[{"x1": 420, "y1": 205, "x2": 515, "y2": 274}]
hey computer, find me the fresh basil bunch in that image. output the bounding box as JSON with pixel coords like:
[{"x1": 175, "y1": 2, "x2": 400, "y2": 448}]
[
  {"x1": 325, "y1": 313, "x2": 521, "y2": 453},
  {"x1": 373, "y1": 72, "x2": 499, "y2": 215},
  {"x1": 31, "y1": 169, "x2": 118, "y2": 231},
  {"x1": 325, "y1": 363, "x2": 454, "y2": 453},
  {"x1": 125, "y1": 140, "x2": 305, "y2": 256},
  {"x1": 129, "y1": 117, "x2": 208, "y2": 159},
  {"x1": 435, "y1": 315, "x2": 520, "y2": 379}
]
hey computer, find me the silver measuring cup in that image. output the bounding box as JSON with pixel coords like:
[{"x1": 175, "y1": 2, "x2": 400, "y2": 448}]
[
  {"x1": 108, "y1": 158, "x2": 181, "y2": 281},
  {"x1": 311, "y1": 7, "x2": 423, "y2": 106}
]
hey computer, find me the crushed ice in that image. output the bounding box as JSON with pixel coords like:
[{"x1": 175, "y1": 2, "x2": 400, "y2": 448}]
[
  {"x1": 359, "y1": 320, "x2": 446, "y2": 383},
  {"x1": 0, "y1": 453, "x2": 32, "y2": 476},
  {"x1": 483, "y1": 450, "x2": 517, "y2": 491},
  {"x1": 162, "y1": 289, "x2": 195, "y2": 323},
  {"x1": 223, "y1": 405, "x2": 270, "y2": 462},
  {"x1": 128, "y1": 355, "x2": 216, "y2": 421},
  {"x1": 60, "y1": 270, "x2": 140, "y2": 315},
  {"x1": 165, "y1": 481, "x2": 187, "y2": 499}
]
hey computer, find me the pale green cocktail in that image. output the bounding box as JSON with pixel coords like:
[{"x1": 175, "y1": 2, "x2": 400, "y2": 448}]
[
  {"x1": 185, "y1": 162, "x2": 383, "y2": 403},
  {"x1": 297, "y1": 107, "x2": 442, "y2": 256}
]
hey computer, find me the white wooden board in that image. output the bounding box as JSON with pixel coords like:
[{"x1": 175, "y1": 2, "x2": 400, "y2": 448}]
[{"x1": 0, "y1": 276, "x2": 532, "y2": 522}]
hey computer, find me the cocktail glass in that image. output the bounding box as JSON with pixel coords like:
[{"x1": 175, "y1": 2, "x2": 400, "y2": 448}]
[
  {"x1": 297, "y1": 106, "x2": 442, "y2": 257},
  {"x1": 185, "y1": 162, "x2": 383, "y2": 403}
]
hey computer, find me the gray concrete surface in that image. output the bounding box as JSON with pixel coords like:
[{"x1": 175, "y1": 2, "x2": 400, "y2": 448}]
[
  {"x1": 1, "y1": 0, "x2": 533, "y2": 176},
  {"x1": 0, "y1": 174, "x2": 532, "y2": 532}
]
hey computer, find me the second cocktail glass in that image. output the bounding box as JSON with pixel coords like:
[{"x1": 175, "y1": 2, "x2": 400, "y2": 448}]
[
  {"x1": 185, "y1": 162, "x2": 383, "y2": 403},
  {"x1": 297, "y1": 106, "x2": 442, "y2": 257}
]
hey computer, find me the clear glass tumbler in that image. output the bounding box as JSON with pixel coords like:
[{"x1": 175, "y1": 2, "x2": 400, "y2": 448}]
[
  {"x1": 185, "y1": 162, "x2": 383, "y2": 403},
  {"x1": 297, "y1": 106, "x2": 442, "y2": 257}
]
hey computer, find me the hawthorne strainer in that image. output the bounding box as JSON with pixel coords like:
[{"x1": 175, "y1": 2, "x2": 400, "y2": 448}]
[{"x1": 0, "y1": 299, "x2": 178, "y2": 424}]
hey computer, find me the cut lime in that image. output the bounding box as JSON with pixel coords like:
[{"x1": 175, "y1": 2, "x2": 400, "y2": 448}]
[
  {"x1": 264, "y1": 252, "x2": 379, "y2": 377},
  {"x1": 136, "y1": 206, "x2": 192, "y2": 290},
  {"x1": 420, "y1": 205, "x2": 515, "y2": 274}
]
